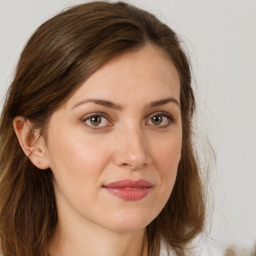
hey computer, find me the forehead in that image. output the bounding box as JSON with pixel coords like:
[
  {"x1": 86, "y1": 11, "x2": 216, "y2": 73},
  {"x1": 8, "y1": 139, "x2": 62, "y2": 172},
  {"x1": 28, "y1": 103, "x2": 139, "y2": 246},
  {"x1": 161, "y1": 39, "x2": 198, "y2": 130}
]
[{"x1": 65, "y1": 44, "x2": 180, "y2": 109}]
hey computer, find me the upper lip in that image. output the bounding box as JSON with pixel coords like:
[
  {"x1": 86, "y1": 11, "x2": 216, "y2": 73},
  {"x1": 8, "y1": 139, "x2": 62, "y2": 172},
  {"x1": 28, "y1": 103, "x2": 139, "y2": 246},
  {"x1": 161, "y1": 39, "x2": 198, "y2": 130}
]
[{"x1": 103, "y1": 179, "x2": 153, "y2": 188}]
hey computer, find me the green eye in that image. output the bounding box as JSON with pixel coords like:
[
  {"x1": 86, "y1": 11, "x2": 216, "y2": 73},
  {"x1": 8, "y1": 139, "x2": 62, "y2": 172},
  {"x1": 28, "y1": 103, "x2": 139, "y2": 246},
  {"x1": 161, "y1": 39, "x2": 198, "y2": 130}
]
[
  {"x1": 83, "y1": 114, "x2": 110, "y2": 129},
  {"x1": 151, "y1": 115, "x2": 163, "y2": 125},
  {"x1": 90, "y1": 116, "x2": 102, "y2": 126},
  {"x1": 147, "y1": 113, "x2": 173, "y2": 127}
]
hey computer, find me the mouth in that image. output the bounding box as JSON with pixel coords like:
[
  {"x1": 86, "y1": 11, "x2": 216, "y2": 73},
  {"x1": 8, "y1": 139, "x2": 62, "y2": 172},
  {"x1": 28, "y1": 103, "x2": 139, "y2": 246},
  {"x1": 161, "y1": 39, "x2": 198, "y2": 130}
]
[{"x1": 103, "y1": 179, "x2": 153, "y2": 201}]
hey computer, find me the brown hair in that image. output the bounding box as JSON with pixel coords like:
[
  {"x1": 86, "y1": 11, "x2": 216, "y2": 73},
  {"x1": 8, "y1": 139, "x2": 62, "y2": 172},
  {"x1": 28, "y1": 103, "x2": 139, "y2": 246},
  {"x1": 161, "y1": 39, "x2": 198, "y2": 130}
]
[{"x1": 0, "y1": 2, "x2": 205, "y2": 255}]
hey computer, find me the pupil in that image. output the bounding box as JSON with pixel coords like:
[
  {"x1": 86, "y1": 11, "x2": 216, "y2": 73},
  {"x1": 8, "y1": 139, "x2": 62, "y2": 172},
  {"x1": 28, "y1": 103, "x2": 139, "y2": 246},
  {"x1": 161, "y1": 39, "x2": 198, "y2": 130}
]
[
  {"x1": 91, "y1": 116, "x2": 101, "y2": 126},
  {"x1": 152, "y1": 115, "x2": 162, "y2": 125}
]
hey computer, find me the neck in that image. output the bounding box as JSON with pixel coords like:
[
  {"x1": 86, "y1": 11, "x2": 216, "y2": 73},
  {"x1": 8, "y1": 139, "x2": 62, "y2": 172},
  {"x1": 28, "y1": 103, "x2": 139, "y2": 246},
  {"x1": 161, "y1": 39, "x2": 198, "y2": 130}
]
[{"x1": 48, "y1": 219, "x2": 148, "y2": 256}]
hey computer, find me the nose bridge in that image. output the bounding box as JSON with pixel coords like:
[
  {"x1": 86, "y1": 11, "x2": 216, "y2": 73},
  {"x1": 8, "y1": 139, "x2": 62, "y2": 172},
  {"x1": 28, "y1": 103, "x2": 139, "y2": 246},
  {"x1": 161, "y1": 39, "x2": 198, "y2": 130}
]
[{"x1": 113, "y1": 123, "x2": 151, "y2": 169}]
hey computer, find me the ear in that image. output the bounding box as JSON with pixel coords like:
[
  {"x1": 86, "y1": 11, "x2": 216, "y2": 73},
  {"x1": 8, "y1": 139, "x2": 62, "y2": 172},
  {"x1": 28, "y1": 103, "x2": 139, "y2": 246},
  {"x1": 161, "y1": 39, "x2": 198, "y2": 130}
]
[{"x1": 13, "y1": 116, "x2": 50, "y2": 170}]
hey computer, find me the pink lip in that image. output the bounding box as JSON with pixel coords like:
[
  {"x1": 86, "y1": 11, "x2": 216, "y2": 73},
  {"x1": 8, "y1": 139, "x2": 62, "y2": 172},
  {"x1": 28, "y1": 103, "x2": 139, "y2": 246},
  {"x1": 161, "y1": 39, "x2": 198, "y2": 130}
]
[{"x1": 103, "y1": 179, "x2": 153, "y2": 201}]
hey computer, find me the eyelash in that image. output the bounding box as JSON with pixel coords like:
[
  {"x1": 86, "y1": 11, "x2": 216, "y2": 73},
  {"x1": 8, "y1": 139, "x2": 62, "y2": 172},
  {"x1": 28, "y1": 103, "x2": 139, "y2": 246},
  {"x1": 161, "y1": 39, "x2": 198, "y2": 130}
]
[
  {"x1": 81, "y1": 112, "x2": 175, "y2": 130},
  {"x1": 81, "y1": 112, "x2": 111, "y2": 130},
  {"x1": 146, "y1": 112, "x2": 175, "y2": 128}
]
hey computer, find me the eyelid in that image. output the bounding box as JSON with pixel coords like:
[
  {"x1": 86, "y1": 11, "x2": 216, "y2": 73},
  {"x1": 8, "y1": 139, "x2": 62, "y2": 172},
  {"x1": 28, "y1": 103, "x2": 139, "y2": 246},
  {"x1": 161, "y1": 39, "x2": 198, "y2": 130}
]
[
  {"x1": 81, "y1": 112, "x2": 113, "y2": 130},
  {"x1": 145, "y1": 111, "x2": 175, "y2": 127},
  {"x1": 80, "y1": 111, "x2": 175, "y2": 131}
]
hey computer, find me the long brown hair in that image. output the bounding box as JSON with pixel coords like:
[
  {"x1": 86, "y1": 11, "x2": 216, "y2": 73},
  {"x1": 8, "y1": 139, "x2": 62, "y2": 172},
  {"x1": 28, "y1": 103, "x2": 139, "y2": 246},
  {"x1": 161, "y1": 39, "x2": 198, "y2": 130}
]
[{"x1": 0, "y1": 2, "x2": 205, "y2": 255}]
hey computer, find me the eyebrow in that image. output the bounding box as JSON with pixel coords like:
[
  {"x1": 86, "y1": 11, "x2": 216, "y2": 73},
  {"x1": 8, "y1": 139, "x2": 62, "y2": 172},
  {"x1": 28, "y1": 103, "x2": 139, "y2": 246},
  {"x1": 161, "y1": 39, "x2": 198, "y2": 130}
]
[
  {"x1": 72, "y1": 97, "x2": 180, "y2": 110},
  {"x1": 72, "y1": 99, "x2": 123, "y2": 110},
  {"x1": 148, "y1": 97, "x2": 180, "y2": 108}
]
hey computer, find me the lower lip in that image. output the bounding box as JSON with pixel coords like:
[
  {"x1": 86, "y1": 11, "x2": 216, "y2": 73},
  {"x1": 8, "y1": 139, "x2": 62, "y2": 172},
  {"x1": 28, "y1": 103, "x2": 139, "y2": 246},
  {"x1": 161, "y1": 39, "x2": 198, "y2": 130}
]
[{"x1": 104, "y1": 187, "x2": 152, "y2": 201}]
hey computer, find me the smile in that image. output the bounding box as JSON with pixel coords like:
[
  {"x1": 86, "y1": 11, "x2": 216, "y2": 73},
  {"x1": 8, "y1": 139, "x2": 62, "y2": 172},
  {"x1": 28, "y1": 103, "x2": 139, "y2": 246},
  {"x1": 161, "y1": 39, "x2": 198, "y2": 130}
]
[{"x1": 103, "y1": 179, "x2": 153, "y2": 201}]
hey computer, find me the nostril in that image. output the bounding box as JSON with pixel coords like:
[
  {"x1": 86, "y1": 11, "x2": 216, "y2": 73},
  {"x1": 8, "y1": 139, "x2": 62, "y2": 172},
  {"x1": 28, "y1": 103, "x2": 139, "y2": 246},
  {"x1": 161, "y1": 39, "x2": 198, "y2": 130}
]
[
  {"x1": 120, "y1": 159, "x2": 148, "y2": 170},
  {"x1": 112, "y1": 136, "x2": 152, "y2": 170}
]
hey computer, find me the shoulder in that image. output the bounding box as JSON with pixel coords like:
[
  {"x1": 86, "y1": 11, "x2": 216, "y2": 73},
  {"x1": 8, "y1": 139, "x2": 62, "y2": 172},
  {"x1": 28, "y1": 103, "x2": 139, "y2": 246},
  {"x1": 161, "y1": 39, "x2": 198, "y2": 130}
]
[{"x1": 160, "y1": 238, "x2": 225, "y2": 256}]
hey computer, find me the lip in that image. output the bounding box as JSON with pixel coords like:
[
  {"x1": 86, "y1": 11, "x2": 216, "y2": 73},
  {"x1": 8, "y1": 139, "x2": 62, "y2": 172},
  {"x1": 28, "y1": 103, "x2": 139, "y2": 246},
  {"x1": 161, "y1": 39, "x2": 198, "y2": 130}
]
[{"x1": 103, "y1": 179, "x2": 153, "y2": 201}]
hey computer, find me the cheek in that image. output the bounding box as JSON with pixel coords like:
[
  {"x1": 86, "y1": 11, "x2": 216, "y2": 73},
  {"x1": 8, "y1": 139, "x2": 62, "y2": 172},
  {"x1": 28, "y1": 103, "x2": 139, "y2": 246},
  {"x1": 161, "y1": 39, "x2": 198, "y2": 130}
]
[
  {"x1": 46, "y1": 133, "x2": 114, "y2": 216},
  {"x1": 151, "y1": 134, "x2": 182, "y2": 190},
  {"x1": 143, "y1": 134, "x2": 181, "y2": 220},
  {"x1": 154, "y1": 134, "x2": 181, "y2": 170},
  {"x1": 50, "y1": 137, "x2": 110, "y2": 177},
  {"x1": 46, "y1": 127, "x2": 113, "y2": 197}
]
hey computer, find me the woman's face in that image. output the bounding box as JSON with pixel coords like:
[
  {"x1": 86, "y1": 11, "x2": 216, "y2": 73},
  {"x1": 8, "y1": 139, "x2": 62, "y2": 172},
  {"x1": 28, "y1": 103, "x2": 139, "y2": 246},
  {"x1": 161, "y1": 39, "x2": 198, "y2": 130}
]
[{"x1": 43, "y1": 44, "x2": 182, "y2": 232}]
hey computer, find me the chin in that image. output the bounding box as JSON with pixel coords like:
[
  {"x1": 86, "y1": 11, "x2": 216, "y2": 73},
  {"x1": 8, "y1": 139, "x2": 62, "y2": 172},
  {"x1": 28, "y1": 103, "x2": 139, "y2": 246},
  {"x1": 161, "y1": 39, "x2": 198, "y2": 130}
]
[{"x1": 104, "y1": 210, "x2": 157, "y2": 233}]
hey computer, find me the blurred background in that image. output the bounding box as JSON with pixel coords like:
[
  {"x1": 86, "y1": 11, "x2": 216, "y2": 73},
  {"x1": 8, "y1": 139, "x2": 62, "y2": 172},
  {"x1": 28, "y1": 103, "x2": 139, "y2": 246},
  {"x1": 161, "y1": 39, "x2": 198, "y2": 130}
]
[{"x1": 0, "y1": 0, "x2": 255, "y2": 254}]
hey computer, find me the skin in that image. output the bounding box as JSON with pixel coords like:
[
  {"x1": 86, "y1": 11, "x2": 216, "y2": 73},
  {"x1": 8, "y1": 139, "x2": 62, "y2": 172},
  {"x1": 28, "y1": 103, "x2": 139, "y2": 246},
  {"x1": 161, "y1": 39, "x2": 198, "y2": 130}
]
[{"x1": 14, "y1": 44, "x2": 182, "y2": 256}]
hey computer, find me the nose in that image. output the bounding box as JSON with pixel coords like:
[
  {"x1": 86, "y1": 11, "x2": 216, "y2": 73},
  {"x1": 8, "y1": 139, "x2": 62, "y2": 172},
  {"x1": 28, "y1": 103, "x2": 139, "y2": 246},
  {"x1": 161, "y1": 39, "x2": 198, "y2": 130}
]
[{"x1": 113, "y1": 127, "x2": 152, "y2": 170}]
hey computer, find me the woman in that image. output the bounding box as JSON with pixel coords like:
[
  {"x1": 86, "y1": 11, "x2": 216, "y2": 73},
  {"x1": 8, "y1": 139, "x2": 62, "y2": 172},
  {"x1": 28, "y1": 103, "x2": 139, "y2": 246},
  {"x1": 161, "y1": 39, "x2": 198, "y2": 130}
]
[{"x1": 0, "y1": 1, "x2": 205, "y2": 256}]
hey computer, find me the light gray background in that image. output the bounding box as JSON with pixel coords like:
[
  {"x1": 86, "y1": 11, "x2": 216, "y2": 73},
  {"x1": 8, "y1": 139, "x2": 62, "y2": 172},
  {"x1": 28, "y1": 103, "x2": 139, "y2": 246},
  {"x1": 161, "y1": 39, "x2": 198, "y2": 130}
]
[{"x1": 0, "y1": 0, "x2": 255, "y2": 253}]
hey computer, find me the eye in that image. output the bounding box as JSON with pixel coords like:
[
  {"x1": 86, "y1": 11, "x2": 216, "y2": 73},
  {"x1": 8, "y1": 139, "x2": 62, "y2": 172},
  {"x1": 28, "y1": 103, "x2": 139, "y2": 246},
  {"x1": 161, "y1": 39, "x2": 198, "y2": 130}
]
[
  {"x1": 146, "y1": 113, "x2": 174, "y2": 127},
  {"x1": 82, "y1": 113, "x2": 111, "y2": 129}
]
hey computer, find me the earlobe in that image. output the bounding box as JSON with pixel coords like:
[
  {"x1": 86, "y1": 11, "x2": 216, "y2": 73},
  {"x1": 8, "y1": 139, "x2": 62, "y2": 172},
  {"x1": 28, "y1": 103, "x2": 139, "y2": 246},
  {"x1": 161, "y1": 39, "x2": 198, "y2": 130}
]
[{"x1": 13, "y1": 116, "x2": 50, "y2": 170}]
